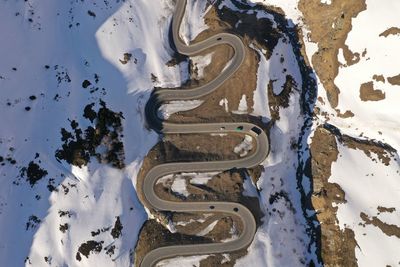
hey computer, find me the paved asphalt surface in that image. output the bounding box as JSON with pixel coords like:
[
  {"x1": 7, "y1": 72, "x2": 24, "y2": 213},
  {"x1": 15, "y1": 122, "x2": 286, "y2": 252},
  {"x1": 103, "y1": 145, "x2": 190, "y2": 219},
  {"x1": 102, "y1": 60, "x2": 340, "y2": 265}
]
[{"x1": 141, "y1": 0, "x2": 270, "y2": 266}]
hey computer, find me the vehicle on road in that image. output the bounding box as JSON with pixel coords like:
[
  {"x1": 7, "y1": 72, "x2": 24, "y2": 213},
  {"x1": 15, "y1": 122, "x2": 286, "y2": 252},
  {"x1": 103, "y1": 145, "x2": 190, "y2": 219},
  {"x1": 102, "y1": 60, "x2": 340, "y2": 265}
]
[{"x1": 251, "y1": 126, "x2": 262, "y2": 135}]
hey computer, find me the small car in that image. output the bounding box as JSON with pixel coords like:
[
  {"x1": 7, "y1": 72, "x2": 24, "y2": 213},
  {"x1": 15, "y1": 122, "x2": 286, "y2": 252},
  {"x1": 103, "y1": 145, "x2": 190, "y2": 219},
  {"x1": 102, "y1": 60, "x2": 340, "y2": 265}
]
[{"x1": 251, "y1": 126, "x2": 262, "y2": 135}]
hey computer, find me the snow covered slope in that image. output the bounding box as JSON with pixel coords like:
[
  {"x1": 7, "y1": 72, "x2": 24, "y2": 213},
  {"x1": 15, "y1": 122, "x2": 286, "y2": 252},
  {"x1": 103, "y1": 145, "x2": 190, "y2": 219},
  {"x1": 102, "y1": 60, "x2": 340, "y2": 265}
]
[{"x1": 0, "y1": 0, "x2": 185, "y2": 266}]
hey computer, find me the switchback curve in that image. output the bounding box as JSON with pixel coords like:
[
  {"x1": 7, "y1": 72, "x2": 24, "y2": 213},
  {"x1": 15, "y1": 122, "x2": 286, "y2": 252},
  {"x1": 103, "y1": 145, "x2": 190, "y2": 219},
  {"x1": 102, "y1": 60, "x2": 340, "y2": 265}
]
[{"x1": 140, "y1": 0, "x2": 270, "y2": 266}]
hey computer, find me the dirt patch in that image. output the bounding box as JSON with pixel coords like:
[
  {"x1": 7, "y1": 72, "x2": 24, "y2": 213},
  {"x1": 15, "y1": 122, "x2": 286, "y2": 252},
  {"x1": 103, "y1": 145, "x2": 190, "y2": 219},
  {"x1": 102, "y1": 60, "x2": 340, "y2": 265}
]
[
  {"x1": 379, "y1": 27, "x2": 400, "y2": 37},
  {"x1": 359, "y1": 81, "x2": 385, "y2": 101},
  {"x1": 387, "y1": 73, "x2": 400, "y2": 86},
  {"x1": 372, "y1": 74, "x2": 385, "y2": 83},
  {"x1": 163, "y1": 133, "x2": 255, "y2": 161},
  {"x1": 299, "y1": 0, "x2": 367, "y2": 108},
  {"x1": 377, "y1": 206, "x2": 396, "y2": 213},
  {"x1": 324, "y1": 122, "x2": 396, "y2": 166},
  {"x1": 310, "y1": 126, "x2": 358, "y2": 267},
  {"x1": 335, "y1": 109, "x2": 354, "y2": 118},
  {"x1": 26, "y1": 215, "x2": 41, "y2": 231},
  {"x1": 59, "y1": 223, "x2": 69, "y2": 233},
  {"x1": 360, "y1": 212, "x2": 400, "y2": 239},
  {"x1": 119, "y1": 53, "x2": 132, "y2": 64},
  {"x1": 205, "y1": 216, "x2": 242, "y2": 241}
]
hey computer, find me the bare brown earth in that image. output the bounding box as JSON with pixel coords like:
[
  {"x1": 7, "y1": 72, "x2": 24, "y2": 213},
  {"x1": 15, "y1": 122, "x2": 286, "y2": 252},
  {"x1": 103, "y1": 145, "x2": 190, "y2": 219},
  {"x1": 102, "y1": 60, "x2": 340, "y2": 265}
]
[
  {"x1": 379, "y1": 27, "x2": 400, "y2": 37},
  {"x1": 298, "y1": 0, "x2": 367, "y2": 108},
  {"x1": 387, "y1": 73, "x2": 400, "y2": 86},
  {"x1": 335, "y1": 109, "x2": 354, "y2": 119},
  {"x1": 377, "y1": 206, "x2": 396, "y2": 214},
  {"x1": 163, "y1": 133, "x2": 255, "y2": 161},
  {"x1": 359, "y1": 81, "x2": 385, "y2": 101},
  {"x1": 372, "y1": 74, "x2": 385, "y2": 83}
]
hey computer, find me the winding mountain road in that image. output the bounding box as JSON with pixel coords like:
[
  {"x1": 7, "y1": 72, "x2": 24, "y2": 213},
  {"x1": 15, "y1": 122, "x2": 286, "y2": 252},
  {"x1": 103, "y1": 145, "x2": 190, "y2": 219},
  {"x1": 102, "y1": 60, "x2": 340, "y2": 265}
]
[{"x1": 141, "y1": 0, "x2": 270, "y2": 266}]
